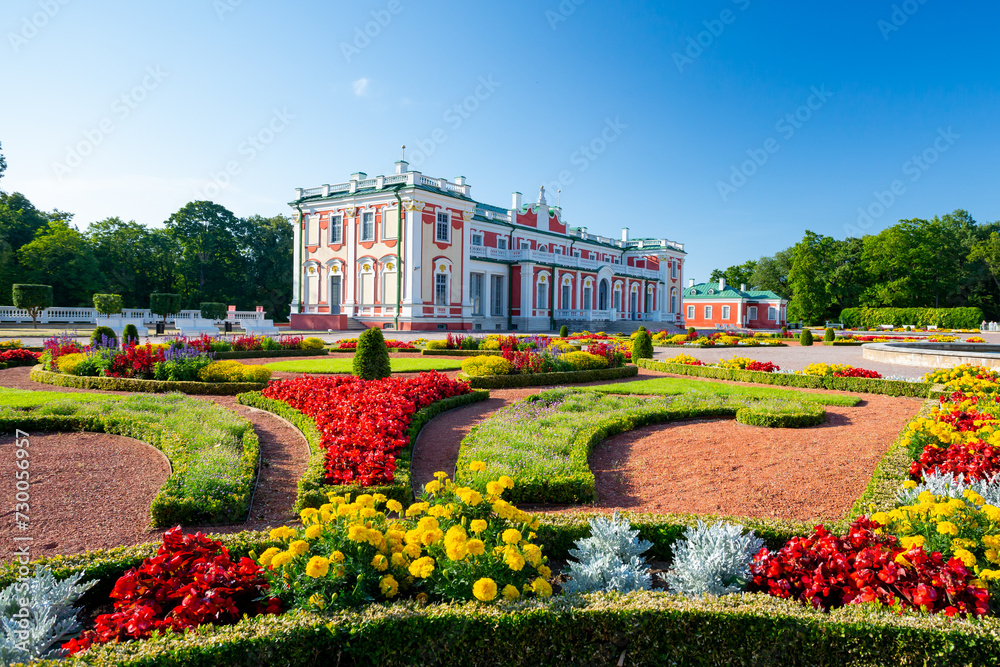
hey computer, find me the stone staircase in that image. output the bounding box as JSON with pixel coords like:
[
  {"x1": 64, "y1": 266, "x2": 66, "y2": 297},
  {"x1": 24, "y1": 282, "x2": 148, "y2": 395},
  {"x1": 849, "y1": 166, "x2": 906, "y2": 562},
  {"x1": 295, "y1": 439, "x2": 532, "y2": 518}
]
[
  {"x1": 346, "y1": 318, "x2": 368, "y2": 331},
  {"x1": 554, "y1": 319, "x2": 686, "y2": 335}
]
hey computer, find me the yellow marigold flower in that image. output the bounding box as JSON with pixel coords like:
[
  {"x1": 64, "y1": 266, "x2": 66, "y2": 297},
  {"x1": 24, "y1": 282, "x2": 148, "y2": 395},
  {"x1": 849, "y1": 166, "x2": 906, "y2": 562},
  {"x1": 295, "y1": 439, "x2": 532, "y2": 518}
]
[
  {"x1": 258, "y1": 547, "x2": 281, "y2": 567},
  {"x1": 445, "y1": 525, "x2": 467, "y2": 543},
  {"x1": 417, "y1": 516, "x2": 440, "y2": 532},
  {"x1": 425, "y1": 480, "x2": 442, "y2": 495},
  {"x1": 537, "y1": 564, "x2": 552, "y2": 578},
  {"x1": 983, "y1": 535, "x2": 1000, "y2": 550},
  {"x1": 463, "y1": 490, "x2": 483, "y2": 506},
  {"x1": 467, "y1": 539, "x2": 486, "y2": 556},
  {"x1": 289, "y1": 540, "x2": 310, "y2": 557},
  {"x1": 304, "y1": 524, "x2": 324, "y2": 540},
  {"x1": 918, "y1": 491, "x2": 936, "y2": 505},
  {"x1": 408, "y1": 556, "x2": 436, "y2": 578},
  {"x1": 505, "y1": 549, "x2": 526, "y2": 572},
  {"x1": 406, "y1": 502, "x2": 429, "y2": 518},
  {"x1": 386, "y1": 499, "x2": 403, "y2": 514},
  {"x1": 486, "y1": 481, "x2": 504, "y2": 496},
  {"x1": 502, "y1": 529, "x2": 522, "y2": 544},
  {"x1": 270, "y1": 551, "x2": 295, "y2": 568},
  {"x1": 936, "y1": 521, "x2": 959, "y2": 536},
  {"x1": 964, "y1": 489, "x2": 986, "y2": 507},
  {"x1": 330, "y1": 550, "x2": 345, "y2": 563},
  {"x1": 498, "y1": 475, "x2": 514, "y2": 490},
  {"x1": 380, "y1": 574, "x2": 399, "y2": 598},
  {"x1": 348, "y1": 525, "x2": 369, "y2": 542},
  {"x1": 373, "y1": 493, "x2": 387, "y2": 504},
  {"x1": 986, "y1": 549, "x2": 999, "y2": 564},
  {"x1": 428, "y1": 505, "x2": 452, "y2": 519},
  {"x1": 371, "y1": 553, "x2": 389, "y2": 571},
  {"x1": 900, "y1": 534, "x2": 926, "y2": 550},
  {"x1": 982, "y1": 505, "x2": 1000, "y2": 522},
  {"x1": 422, "y1": 529, "x2": 444, "y2": 546},
  {"x1": 300, "y1": 507, "x2": 319, "y2": 524},
  {"x1": 269, "y1": 526, "x2": 296, "y2": 541},
  {"x1": 954, "y1": 548, "x2": 977, "y2": 568},
  {"x1": 932, "y1": 503, "x2": 955, "y2": 518},
  {"x1": 468, "y1": 461, "x2": 487, "y2": 473},
  {"x1": 308, "y1": 593, "x2": 326, "y2": 610},
  {"x1": 980, "y1": 569, "x2": 1000, "y2": 582},
  {"x1": 472, "y1": 577, "x2": 498, "y2": 601},
  {"x1": 305, "y1": 556, "x2": 330, "y2": 578},
  {"x1": 502, "y1": 584, "x2": 520, "y2": 600},
  {"x1": 532, "y1": 578, "x2": 553, "y2": 598},
  {"x1": 446, "y1": 541, "x2": 468, "y2": 561},
  {"x1": 871, "y1": 512, "x2": 889, "y2": 526},
  {"x1": 359, "y1": 507, "x2": 378, "y2": 519},
  {"x1": 391, "y1": 552, "x2": 407, "y2": 568},
  {"x1": 404, "y1": 543, "x2": 422, "y2": 559},
  {"x1": 470, "y1": 519, "x2": 488, "y2": 534},
  {"x1": 356, "y1": 494, "x2": 374, "y2": 508}
]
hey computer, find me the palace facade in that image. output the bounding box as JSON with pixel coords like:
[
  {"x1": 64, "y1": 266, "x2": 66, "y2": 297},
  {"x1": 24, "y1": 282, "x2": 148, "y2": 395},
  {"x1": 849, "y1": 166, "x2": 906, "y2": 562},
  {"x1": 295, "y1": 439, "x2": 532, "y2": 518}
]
[{"x1": 289, "y1": 162, "x2": 687, "y2": 331}]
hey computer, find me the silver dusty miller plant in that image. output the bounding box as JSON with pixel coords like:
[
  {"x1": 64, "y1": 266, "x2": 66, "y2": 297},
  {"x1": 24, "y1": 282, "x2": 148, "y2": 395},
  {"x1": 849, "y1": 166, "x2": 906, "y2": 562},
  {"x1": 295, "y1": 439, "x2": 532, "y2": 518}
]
[
  {"x1": 0, "y1": 567, "x2": 96, "y2": 664},
  {"x1": 563, "y1": 512, "x2": 653, "y2": 594},
  {"x1": 896, "y1": 470, "x2": 1000, "y2": 507},
  {"x1": 665, "y1": 520, "x2": 764, "y2": 596}
]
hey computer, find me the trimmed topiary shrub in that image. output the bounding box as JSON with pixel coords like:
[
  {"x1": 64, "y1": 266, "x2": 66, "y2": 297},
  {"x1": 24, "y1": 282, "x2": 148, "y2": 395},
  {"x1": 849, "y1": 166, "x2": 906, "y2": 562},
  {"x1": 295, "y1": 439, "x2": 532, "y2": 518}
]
[
  {"x1": 425, "y1": 340, "x2": 448, "y2": 350},
  {"x1": 824, "y1": 327, "x2": 835, "y2": 342},
  {"x1": 150, "y1": 293, "x2": 182, "y2": 324},
  {"x1": 12, "y1": 284, "x2": 53, "y2": 329},
  {"x1": 460, "y1": 355, "x2": 514, "y2": 377},
  {"x1": 561, "y1": 351, "x2": 609, "y2": 370},
  {"x1": 300, "y1": 337, "x2": 325, "y2": 350},
  {"x1": 122, "y1": 323, "x2": 140, "y2": 346},
  {"x1": 631, "y1": 329, "x2": 654, "y2": 360},
  {"x1": 560, "y1": 325, "x2": 569, "y2": 338},
  {"x1": 199, "y1": 302, "x2": 228, "y2": 321},
  {"x1": 353, "y1": 327, "x2": 391, "y2": 379},
  {"x1": 687, "y1": 327, "x2": 697, "y2": 337},
  {"x1": 90, "y1": 326, "x2": 118, "y2": 348},
  {"x1": 93, "y1": 293, "x2": 124, "y2": 316},
  {"x1": 799, "y1": 328, "x2": 814, "y2": 346}
]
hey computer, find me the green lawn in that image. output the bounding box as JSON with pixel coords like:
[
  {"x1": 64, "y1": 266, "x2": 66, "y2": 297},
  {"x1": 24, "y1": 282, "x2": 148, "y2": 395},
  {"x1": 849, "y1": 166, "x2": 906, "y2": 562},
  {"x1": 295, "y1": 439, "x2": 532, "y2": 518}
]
[
  {"x1": 0, "y1": 387, "x2": 121, "y2": 408},
  {"x1": 264, "y1": 357, "x2": 464, "y2": 374},
  {"x1": 585, "y1": 376, "x2": 861, "y2": 407}
]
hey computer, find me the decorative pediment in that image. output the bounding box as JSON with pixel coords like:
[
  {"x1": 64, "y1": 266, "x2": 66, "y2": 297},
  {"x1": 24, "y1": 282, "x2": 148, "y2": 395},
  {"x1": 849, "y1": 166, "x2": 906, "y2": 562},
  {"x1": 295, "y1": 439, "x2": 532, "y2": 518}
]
[{"x1": 462, "y1": 209, "x2": 474, "y2": 223}]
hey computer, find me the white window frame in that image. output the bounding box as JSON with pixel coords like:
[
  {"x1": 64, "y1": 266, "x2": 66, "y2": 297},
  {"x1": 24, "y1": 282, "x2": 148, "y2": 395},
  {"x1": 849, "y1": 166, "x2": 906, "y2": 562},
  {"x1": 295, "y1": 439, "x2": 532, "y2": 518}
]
[
  {"x1": 521, "y1": 241, "x2": 530, "y2": 250},
  {"x1": 328, "y1": 214, "x2": 343, "y2": 245},
  {"x1": 583, "y1": 285, "x2": 592, "y2": 311},
  {"x1": 491, "y1": 275, "x2": 504, "y2": 316},
  {"x1": 768, "y1": 306, "x2": 777, "y2": 321},
  {"x1": 471, "y1": 232, "x2": 484, "y2": 247},
  {"x1": 722, "y1": 305, "x2": 730, "y2": 320},
  {"x1": 435, "y1": 211, "x2": 451, "y2": 243},
  {"x1": 554, "y1": 247, "x2": 562, "y2": 255},
  {"x1": 686, "y1": 305, "x2": 695, "y2": 320},
  {"x1": 748, "y1": 306, "x2": 758, "y2": 320},
  {"x1": 705, "y1": 305, "x2": 713, "y2": 319},
  {"x1": 671, "y1": 262, "x2": 677, "y2": 279},
  {"x1": 471, "y1": 272, "x2": 484, "y2": 315},
  {"x1": 497, "y1": 237, "x2": 508, "y2": 250},
  {"x1": 435, "y1": 273, "x2": 449, "y2": 305},
  {"x1": 537, "y1": 281, "x2": 548, "y2": 310},
  {"x1": 361, "y1": 211, "x2": 375, "y2": 242}
]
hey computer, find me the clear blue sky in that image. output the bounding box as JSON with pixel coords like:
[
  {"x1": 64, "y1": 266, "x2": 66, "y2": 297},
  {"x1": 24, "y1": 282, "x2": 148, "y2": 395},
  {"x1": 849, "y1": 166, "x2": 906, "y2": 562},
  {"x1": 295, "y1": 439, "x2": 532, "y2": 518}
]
[{"x1": 2, "y1": 0, "x2": 998, "y2": 282}]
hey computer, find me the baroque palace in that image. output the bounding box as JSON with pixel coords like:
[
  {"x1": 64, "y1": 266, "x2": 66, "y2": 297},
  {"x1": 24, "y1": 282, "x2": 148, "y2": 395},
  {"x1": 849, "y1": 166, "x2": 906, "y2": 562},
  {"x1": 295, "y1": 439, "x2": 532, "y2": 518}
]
[{"x1": 289, "y1": 161, "x2": 687, "y2": 331}]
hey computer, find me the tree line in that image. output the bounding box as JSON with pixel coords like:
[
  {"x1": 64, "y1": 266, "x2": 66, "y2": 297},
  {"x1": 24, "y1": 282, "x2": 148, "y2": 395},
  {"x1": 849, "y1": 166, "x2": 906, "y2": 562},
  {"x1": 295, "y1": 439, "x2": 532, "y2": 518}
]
[
  {"x1": 708, "y1": 210, "x2": 1000, "y2": 324},
  {"x1": 0, "y1": 144, "x2": 293, "y2": 320}
]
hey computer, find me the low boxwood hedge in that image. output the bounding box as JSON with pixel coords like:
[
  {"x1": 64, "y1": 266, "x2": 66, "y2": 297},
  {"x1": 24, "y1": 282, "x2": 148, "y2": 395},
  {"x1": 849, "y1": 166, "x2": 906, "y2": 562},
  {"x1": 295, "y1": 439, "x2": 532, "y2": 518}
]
[
  {"x1": 214, "y1": 349, "x2": 323, "y2": 360},
  {"x1": 823, "y1": 340, "x2": 866, "y2": 346},
  {"x1": 654, "y1": 343, "x2": 789, "y2": 349},
  {"x1": 734, "y1": 403, "x2": 825, "y2": 428},
  {"x1": 0, "y1": 406, "x2": 259, "y2": 527},
  {"x1": 637, "y1": 359, "x2": 932, "y2": 397},
  {"x1": 237, "y1": 389, "x2": 489, "y2": 510},
  {"x1": 13, "y1": 584, "x2": 1000, "y2": 666},
  {"x1": 328, "y1": 348, "x2": 421, "y2": 354},
  {"x1": 421, "y1": 348, "x2": 503, "y2": 356},
  {"x1": 459, "y1": 365, "x2": 638, "y2": 389},
  {"x1": 30, "y1": 366, "x2": 268, "y2": 395}
]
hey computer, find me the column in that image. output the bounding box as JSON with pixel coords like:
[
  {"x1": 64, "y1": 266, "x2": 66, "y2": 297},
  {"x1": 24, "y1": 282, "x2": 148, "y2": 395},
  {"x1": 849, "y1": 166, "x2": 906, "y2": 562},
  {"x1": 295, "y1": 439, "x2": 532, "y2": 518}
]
[
  {"x1": 291, "y1": 211, "x2": 302, "y2": 314},
  {"x1": 344, "y1": 209, "x2": 356, "y2": 316}
]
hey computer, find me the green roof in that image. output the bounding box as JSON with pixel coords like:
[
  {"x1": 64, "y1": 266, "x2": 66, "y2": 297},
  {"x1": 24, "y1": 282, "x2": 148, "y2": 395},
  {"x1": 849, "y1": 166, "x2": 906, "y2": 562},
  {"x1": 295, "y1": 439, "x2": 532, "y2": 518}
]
[{"x1": 684, "y1": 282, "x2": 784, "y2": 300}]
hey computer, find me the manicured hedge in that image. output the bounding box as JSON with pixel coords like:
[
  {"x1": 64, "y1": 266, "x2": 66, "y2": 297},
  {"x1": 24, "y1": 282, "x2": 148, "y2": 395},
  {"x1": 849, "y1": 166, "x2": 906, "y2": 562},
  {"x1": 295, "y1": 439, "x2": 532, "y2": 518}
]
[
  {"x1": 840, "y1": 306, "x2": 983, "y2": 330},
  {"x1": 421, "y1": 348, "x2": 503, "y2": 356},
  {"x1": 328, "y1": 347, "x2": 421, "y2": 354},
  {"x1": 237, "y1": 389, "x2": 489, "y2": 510},
  {"x1": 734, "y1": 403, "x2": 825, "y2": 428},
  {"x1": 654, "y1": 343, "x2": 788, "y2": 349},
  {"x1": 459, "y1": 365, "x2": 638, "y2": 389},
  {"x1": 636, "y1": 359, "x2": 932, "y2": 397},
  {"x1": 823, "y1": 340, "x2": 865, "y2": 346},
  {"x1": 16, "y1": 587, "x2": 1000, "y2": 666},
  {"x1": 0, "y1": 356, "x2": 38, "y2": 368},
  {"x1": 29, "y1": 366, "x2": 268, "y2": 395},
  {"x1": 0, "y1": 411, "x2": 259, "y2": 527},
  {"x1": 213, "y1": 349, "x2": 322, "y2": 360}
]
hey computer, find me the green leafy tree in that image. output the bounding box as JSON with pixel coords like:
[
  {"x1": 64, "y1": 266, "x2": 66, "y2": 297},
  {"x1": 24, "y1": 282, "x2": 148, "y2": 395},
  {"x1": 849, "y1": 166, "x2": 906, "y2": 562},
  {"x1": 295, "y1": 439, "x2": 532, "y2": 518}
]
[
  {"x1": 969, "y1": 230, "x2": 1000, "y2": 294},
  {"x1": 708, "y1": 260, "x2": 757, "y2": 289},
  {"x1": 149, "y1": 293, "x2": 182, "y2": 323},
  {"x1": 0, "y1": 192, "x2": 53, "y2": 302},
  {"x1": 353, "y1": 328, "x2": 391, "y2": 380},
  {"x1": 749, "y1": 249, "x2": 793, "y2": 299},
  {"x1": 787, "y1": 231, "x2": 831, "y2": 325},
  {"x1": 799, "y1": 328, "x2": 814, "y2": 346},
  {"x1": 165, "y1": 201, "x2": 249, "y2": 307},
  {"x1": 17, "y1": 221, "x2": 105, "y2": 306},
  {"x1": 93, "y1": 293, "x2": 124, "y2": 316},
  {"x1": 88, "y1": 218, "x2": 182, "y2": 307},
  {"x1": 0, "y1": 140, "x2": 6, "y2": 185},
  {"x1": 243, "y1": 214, "x2": 293, "y2": 320},
  {"x1": 12, "y1": 284, "x2": 52, "y2": 328}
]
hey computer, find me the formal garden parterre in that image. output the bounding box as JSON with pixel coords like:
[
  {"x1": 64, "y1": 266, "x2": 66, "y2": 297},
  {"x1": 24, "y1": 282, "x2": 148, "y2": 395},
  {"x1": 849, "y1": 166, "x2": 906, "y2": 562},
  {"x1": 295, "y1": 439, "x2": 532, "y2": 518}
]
[{"x1": 11, "y1": 331, "x2": 1000, "y2": 665}]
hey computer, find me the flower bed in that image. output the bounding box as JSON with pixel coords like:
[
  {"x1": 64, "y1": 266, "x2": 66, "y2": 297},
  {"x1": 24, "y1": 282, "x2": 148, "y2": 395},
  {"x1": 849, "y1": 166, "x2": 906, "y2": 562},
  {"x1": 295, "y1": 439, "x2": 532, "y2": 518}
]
[
  {"x1": 239, "y1": 372, "x2": 482, "y2": 508},
  {"x1": 459, "y1": 365, "x2": 639, "y2": 389},
  {"x1": 330, "y1": 338, "x2": 419, "y2": 353},
  {"x1": 637, "y1": 358, "x2": 932, "y2": 398},
  {"x1": 0, "y1": 348, "x2": 41, "y2": 367},
  {"x1": 654, "y1": 330, "x2": 788, "y2": 348},
  {"x1": 30, "y1": 366, "x2": 269, "y2": 395},
  {"x1": 456, "y1": 389, "x2": 827, "y2": 504},
  {"x1": 456, "y1": 338, "x2": 631, "y2": 388},
  {"x1": 0, "y1": 391, "x2": 259, "y2": 525}
]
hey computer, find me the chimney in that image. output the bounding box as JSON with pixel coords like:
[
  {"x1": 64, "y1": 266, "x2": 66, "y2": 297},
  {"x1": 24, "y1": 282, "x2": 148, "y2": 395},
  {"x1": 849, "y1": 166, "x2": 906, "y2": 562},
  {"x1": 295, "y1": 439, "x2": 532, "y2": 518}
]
[
  {"x1": 395, "y1": 160, "x2": 408, "y2": 175},
  {"x1": 719, "y1": 277, "x2": 726, "y2": 290},
  {"x1": 512, "y1": 192, "x2": 522, "y2": 210},
  {"x1": 350, "y1": 171, "x2": 367, "y2": 181},
  {"x1": 740, "y1": 283, "x2": 746, "y2": 292},
  {"x1": 688, "y1": 278, "x2": 695, "y2": 288},
  {"x1": 622, "y1": 227, "x2": 630, "y2": 243},
  {"x1": 454, "y1": 176, "x2": 466, "y2": 186}
]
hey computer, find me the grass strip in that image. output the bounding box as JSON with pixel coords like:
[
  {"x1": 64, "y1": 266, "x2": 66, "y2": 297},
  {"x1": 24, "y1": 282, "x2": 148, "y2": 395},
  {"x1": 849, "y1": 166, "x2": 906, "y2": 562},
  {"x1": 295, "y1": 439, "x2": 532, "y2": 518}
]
[
  {"x1": 263, "y1": 357, "x2": 463, "y2": 373},
  {"x1": 586, "y1": 376, "x2": 860, "y2": 406}
]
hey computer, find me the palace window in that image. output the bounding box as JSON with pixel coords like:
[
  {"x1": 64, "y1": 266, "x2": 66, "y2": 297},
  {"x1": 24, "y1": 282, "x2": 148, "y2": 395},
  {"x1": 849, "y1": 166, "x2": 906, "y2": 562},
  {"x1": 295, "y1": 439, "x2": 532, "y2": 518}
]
[
  {"x1": 328, "y1": 215, "x2": 342, "y2": 245},
  {"x1": 768, "y1": 306, "x2": 777, "y2": 320},
  {"x1": 686, "y1": 305, "x2": 694, "y2": 320},
  {"x1": 491, "y1": 275, "x2": 504, "y2": 316},
  {"x1": 748, "y1": 306, "x2": 758, "y2": 320},
  {"x1": 705, "y1": 305, "x2": 713, "y2": 319},
  {"x1": 435, "y1": 211, "x2": 450, "y2": 242},
  {"x1": 471, "y1": 232, "x2": 483, "y2": 246},
  {"x1": 435, "y1": 273, "x2": 448, "y2": 305},
  {"x1": 361, "y1": 212, "x2": 375, "y2": 242},
  {"x1": 722, "y1": 306, "x2": 730, "y2": 320},
  {"x1": 537, "y1": 281, "x2": 548, "y2": 309},
  {"x1": 497, "y1": 238, "x2": 508, "y2": 250},
  {"x1": 471, "y1": 273, "x2": 484, "y2": 315}
]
